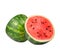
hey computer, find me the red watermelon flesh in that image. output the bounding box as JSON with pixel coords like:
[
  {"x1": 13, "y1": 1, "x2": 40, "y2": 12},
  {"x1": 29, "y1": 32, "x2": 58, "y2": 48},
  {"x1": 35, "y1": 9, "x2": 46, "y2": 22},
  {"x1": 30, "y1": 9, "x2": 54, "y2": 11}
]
[{"x1": 26, "y1": 16, "x2": 54, "y2": 41}]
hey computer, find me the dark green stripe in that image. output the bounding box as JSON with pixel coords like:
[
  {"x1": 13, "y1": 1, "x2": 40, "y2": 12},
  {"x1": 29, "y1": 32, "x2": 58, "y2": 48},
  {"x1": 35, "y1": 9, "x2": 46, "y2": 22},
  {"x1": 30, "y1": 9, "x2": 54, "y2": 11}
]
[
  {"x1": 17, "y1": 14, "x2": 27, "y2": 21},
  {"x1": 7, "y1": 18, "x2": 24, "y2": 31},
  {"x1": 6, "y1": 26, "x2": 26, "y2": 42},
  {"x1": 6, "y1": 26, "x2": 24, "y2": 34}
]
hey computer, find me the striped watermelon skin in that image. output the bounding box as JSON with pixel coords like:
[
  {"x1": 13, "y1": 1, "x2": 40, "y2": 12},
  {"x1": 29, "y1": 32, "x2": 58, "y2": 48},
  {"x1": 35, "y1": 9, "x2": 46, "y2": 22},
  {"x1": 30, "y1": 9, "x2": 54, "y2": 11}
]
[{"x1": 6, "y1": 14, "x2": 27, "y2": 42}]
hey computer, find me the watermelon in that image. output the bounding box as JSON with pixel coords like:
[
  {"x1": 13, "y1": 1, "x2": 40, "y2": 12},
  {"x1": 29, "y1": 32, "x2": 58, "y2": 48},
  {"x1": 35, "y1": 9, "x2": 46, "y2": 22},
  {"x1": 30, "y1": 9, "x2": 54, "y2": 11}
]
[
  {"x1": 25, "y1": 16, "x2": 54, "y2": 44},
  {"x1": 6, "y1": 14, "x2": 27, "y2": 42}
]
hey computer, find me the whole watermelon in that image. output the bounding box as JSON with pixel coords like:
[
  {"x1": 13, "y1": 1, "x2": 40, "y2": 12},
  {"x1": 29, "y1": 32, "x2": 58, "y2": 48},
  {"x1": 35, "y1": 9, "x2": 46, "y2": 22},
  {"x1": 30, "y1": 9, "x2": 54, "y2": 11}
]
[{"x1": 6, "y1": 14, "x2": 27, "y2": 42}]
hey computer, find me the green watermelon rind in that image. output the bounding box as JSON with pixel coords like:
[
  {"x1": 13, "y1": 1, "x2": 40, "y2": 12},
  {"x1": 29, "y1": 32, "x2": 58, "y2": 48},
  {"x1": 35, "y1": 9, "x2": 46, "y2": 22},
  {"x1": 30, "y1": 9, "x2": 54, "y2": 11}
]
[{"x1": 6, "y1": 14, "x2": 27, "y2": 42}]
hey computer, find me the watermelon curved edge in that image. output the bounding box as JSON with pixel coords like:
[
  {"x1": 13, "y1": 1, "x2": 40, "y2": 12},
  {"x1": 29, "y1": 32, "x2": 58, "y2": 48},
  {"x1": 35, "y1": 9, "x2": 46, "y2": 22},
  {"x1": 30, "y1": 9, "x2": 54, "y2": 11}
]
[
  {"x1": 6, "y1": 14, "x2": 27, "y2": 42},
  {"x1": 25, "y1": 31, "x2": 48, "y2": 45}
]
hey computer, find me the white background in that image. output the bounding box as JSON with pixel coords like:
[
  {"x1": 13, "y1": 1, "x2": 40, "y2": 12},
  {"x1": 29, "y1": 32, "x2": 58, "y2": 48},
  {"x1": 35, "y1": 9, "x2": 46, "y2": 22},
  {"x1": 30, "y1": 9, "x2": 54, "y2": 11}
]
[{"x1": 0, "y1": 0, "x2": 60, "y2": 54}]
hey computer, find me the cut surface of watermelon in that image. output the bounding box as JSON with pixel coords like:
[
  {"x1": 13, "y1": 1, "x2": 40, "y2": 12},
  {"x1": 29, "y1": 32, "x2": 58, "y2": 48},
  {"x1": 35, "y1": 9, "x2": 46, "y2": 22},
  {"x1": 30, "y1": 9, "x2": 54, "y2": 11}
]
[{"x1": 25, "y1": 16, "x2": 54, "y2": 44}]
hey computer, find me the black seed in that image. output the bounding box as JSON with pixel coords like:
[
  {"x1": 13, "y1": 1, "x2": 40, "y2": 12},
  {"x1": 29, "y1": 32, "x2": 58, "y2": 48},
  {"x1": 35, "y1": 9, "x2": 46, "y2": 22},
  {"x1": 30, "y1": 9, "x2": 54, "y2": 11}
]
[
  {"x1": 48, "y1": 26, "x2": 50, "y2": 27},
  {"x1": 32, "y1": 22, "x2": 34, "y2": 23},
  {"x1": 45, "y1": 35, "x2": 47, "y2": 37},
  {"x1": 49, "y1": 30, "x2": 51, "y2": 32},
  {"x1": 35, "y1": 19, "x2": 37, "y2": 21},
  {"x1": 46, "y1": 28, "x2": 48, "y2": 30},
  {"x1": 43, "y1": 33, "x2": 47, "y2": 37},
  {"x1": 30, "y1": 24, "x2": 32, "y2": 27},
  {"x1": 37, "y1": 32, "x2": 39, "y2": 34},
  {"x1": 37, "y1": 32, "x2": 42, "y2": 38},
  {"x1": 45, "y1": 22, "x2": 47, "y2": 23},
  {"x1": 32, "y1": 27, "x2": 35, "y2": 29},
  {"x1": 43, "y1": 33, "x2": 46, "y2": 35},
  {"x1": 41, "y1": 22, "x2": 44, "y2": 24}
]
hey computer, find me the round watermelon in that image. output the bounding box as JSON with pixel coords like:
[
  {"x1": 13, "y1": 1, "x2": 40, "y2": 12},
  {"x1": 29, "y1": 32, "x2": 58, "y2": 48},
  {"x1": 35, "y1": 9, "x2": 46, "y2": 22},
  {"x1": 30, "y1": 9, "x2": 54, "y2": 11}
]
[
  {"x1": 6, "y1": 14, "x2": 27, "y2": 42},
  {"x1": 25, "y1": 16, "x2": 54, "y2": 44}
]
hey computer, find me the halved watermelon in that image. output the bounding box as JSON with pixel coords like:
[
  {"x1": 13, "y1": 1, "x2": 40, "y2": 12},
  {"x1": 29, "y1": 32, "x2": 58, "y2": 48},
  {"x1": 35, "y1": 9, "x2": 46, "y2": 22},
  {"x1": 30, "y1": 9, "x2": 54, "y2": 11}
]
[
  {"x1": 25, "y1": 15, "x2": 54, "y2": 44},
  {"x1": 6, "y1": 14, "x2": 27, "y2": 42}
]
